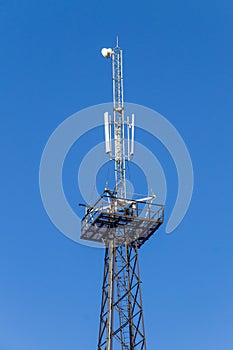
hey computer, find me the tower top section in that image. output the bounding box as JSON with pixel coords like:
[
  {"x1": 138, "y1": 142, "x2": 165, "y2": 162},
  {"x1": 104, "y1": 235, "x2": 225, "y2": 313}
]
[
  {"x1": 101, "y1": 36, "x2": 120, "y2": 58},
  {"x1": 80, "y1": 40, "x2": 164, "y2": 248},
  {"x1": 101, "y1": 38, "x2": 133, "y2": 198}
]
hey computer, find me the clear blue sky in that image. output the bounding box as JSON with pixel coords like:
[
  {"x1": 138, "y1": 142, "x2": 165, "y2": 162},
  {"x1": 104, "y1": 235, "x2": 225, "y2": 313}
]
[{"x1": 1, "y1": 0, "x2": 233, "y2": 349}]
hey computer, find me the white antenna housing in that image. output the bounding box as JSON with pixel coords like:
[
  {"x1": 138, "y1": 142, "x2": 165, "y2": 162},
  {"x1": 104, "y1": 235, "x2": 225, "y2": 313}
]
[
  {"x1": 101, "y1": 48, "x2": 113, "y2": 58},
  {"x1": 104, "y1": 112, "x2": 112, "y2": 154},
  {"x1": 131, "y1": 113, "x2": 135, "y2": 156},
  {"x1": 126, "y1": 114, "x2": 135, "y2": 160}
]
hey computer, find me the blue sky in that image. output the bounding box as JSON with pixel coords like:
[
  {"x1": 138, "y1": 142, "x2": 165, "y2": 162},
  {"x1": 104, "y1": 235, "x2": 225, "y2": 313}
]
[{"x1": 1, "y1": 0, "x2": 233, "y2": 349}]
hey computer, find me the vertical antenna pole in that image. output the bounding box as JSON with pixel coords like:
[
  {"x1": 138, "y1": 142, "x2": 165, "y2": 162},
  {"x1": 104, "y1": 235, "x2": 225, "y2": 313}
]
[{"x1": 112, "y1": 43, "x2": 126, "y2": 198}]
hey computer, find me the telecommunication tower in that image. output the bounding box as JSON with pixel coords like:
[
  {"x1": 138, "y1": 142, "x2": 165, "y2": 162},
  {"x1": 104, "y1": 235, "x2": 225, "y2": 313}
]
[{"x1": 81, "y1": 39, "x2": 164, "y2": 350}]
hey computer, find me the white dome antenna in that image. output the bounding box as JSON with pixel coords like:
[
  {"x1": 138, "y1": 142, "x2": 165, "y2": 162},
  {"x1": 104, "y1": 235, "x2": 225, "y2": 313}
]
[{"x1": 101, "y1": 48, "x2": 113, "y2": 58}]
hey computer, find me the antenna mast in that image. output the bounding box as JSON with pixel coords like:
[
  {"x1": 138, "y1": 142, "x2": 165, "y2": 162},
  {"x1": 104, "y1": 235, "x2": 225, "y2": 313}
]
[
  {"x1": 103, "y1": 39, "x2": 134, "y2": 198},
  {"x1": 112, "y1": 38, "x2": 126, "y2": 198}
]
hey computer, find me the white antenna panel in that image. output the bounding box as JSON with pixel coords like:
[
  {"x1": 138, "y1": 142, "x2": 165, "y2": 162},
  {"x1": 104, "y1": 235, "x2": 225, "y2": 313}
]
[
  {"x1": 131, "y1": 113, "x2": 135, "y2": 156},
  {"x1": 104, "y1": 112, "x2": 111, "y2": 154},
  {"x1": 127, "y1": 116, "x2": 130, "y2": 161}
]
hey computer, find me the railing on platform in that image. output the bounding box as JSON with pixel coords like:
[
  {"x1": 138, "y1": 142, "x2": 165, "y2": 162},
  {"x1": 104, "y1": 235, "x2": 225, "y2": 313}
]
[{"x1": 80, "y1": 192, "x2": 164, "y2": 247}]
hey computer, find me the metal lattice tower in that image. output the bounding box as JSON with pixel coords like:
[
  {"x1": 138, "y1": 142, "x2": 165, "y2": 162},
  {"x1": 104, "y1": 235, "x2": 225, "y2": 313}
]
[{"x1": 81, "y1": 39, "x2": 164, "y2": 350}]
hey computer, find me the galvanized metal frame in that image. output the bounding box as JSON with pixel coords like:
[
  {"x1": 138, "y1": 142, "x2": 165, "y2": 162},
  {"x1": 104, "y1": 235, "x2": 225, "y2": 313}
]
[{"x1": 98, "y1": 244, "x2": 147, "y2": 350}]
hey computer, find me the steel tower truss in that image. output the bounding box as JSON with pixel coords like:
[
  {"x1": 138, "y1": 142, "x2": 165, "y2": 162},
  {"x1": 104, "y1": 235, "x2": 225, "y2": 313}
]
[
  {"x1": 81, "y1": 39, "x2": 164, "y2": 350},
  {"x1": 98, "y1": 245, "x2": 146, "y2": 350}
]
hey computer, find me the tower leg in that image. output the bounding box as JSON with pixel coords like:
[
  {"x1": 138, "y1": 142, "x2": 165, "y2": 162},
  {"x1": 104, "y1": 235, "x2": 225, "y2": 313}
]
[{"x1": 98, "y1": 244, "x2": 147, "y2": 350}]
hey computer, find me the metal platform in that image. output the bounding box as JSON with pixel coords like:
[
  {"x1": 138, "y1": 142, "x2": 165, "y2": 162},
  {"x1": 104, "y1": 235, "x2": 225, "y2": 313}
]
[{"x1": 80, "y1": 191, "x2": 164, "y2": 248}]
